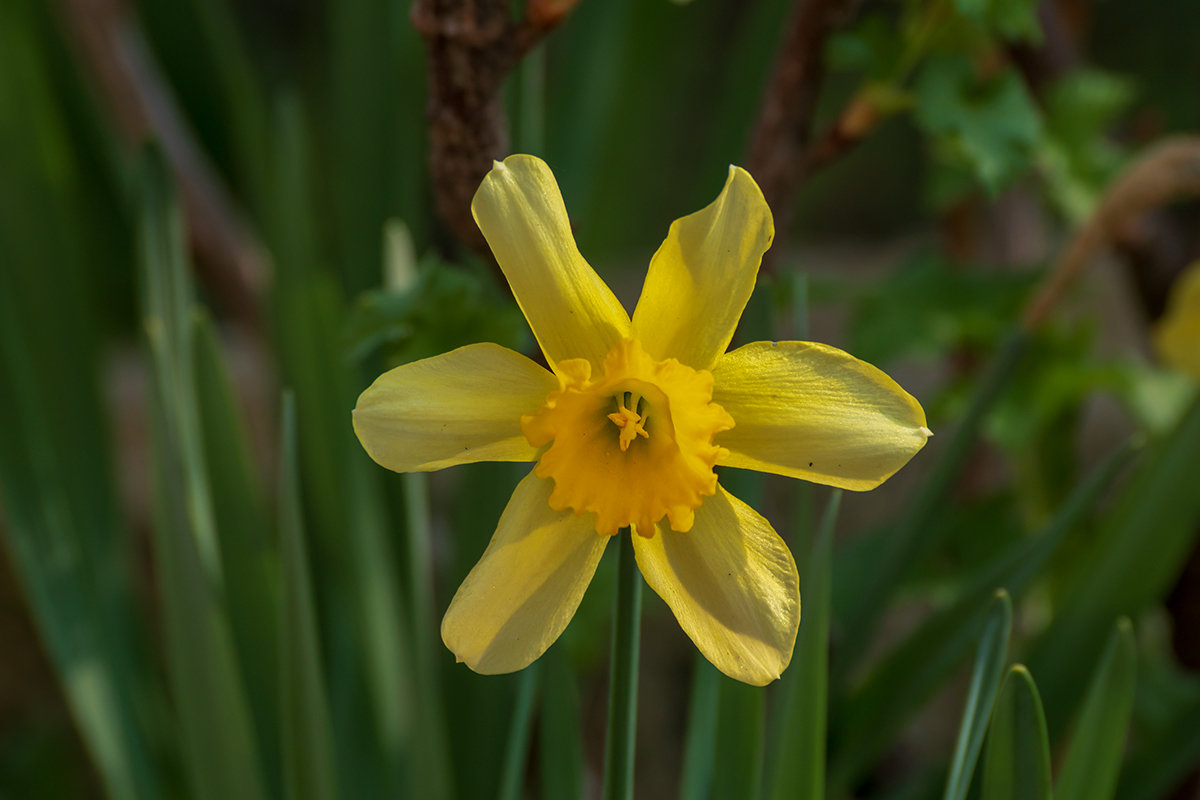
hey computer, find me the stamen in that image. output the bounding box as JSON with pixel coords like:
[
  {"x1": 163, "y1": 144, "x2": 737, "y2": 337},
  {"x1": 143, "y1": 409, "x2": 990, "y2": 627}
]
[{"x1": 607, "y1": 394, "x2": 649, "y2": 452}]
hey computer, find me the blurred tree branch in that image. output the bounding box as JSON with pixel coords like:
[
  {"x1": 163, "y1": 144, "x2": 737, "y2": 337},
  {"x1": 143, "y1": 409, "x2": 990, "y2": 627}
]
[
  {"x1": 746, "y1": 0, "x2": 860, "y2": 268},
  {"x1": 1011, "y1": 0, "x2": 1200, "y2": 319},
  {"x1": 1023, "y1": 136, "x2": 1200, "y2": 329},
  {"x1": 413, "y1": 0, "x2": 578, "y2": 258},
  {"x1": 54, "y1": 0, "x2": 270, "y2": 334}
]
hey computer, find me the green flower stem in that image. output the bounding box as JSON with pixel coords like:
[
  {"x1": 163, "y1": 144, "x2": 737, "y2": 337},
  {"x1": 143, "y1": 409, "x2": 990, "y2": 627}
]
[{"x1": 603, "y1": 531, "x2": 643, "y2": 800}]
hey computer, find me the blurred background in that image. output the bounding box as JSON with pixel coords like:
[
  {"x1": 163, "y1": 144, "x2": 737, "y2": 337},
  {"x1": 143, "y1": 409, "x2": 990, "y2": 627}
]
[{"x1": 2, "y1": 0, "x2": 1199, "y2": 797}]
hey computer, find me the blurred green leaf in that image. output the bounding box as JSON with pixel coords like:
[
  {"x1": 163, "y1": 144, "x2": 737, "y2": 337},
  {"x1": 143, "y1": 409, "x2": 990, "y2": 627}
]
[
  {"x1": 178, "y1": 0, "x2": 271, "y2": 215},
  {"x1": 848, "y1": 251, "x2": 1035, "y2": 366},
  {"x1": 344, "y1": 254, "x2": 529, "y2": 367},
  {"x1": 981, "y1": 666, "x2": 1051, "y2": 800},
  {"x1": 193, "y1": 314, "x2": 281, "y2": 788},
  {"x1": 326, "y1": 0, "x2": 429, "y2": 292},
  {"x1": 1030, "y1": 394, "x2": 1200, "y2": 730},
  {"x1": 400, "y1": 470, "x2": 457, "y2": 800},
  {"x1": 0, "y1": 238, "x2": 163, "y2": 800},
  {"x1": 952, "y1": 0, "x2": 1041, "y2": 42},
  {"x1": 837, "y1": 329, "x2": 1030, "y2": 668},
  {"x1": 942, "y1": 590, "x2": 1012, "y2": 800},
  {"x1": 499, "y1": 665, "x2": 540, "y2": 800},
  {"x1": 539, "y1": 650, "x2": 586, "y2": 800},
  {"x1": 680, "y1": 658, "x2": 721, "y2": 800},
  {"x1": 915, "y1": 55, "x2": 1042, "y2": 194},
  {"x1": 983, "y1": 323, "x2": 1124, "y2": 519},
  {"x1": 986, "y1": 324, "x2": 1122, "y2": 453},
  {"x1": 1117, "y1": 692, "x2": 1200, "y2": 800},
  {"x1": 832, "y1": 439, "x2": 1135, "y2": 793},
  {"x1": 0, "y1": 6, "x2": 161, "y2": 796},
  {"x1": 1038, "y1": 69, "x2": 1134, "y2": 220},
  {"x1": 139, "y1": 147, "x2": 268, "y2": 800},
  {"x1": 766, "y1": 491, "x2": 840, "y2": 800},
  {"x1": 267, "y1": 97, "x2": 423, "y2": 798},
  {"x1": 279, "y1": 393, "x2": 340, "y2": 800},
  {"x1": 1054, "y1": 619, "x2": 1136, "y2": 800},
  {"x1": 827, "y1": 14, "x2": 908, "y2": 80},
  {"x1": 710, "y1": 680, "x2": 765, "y2": 800}
]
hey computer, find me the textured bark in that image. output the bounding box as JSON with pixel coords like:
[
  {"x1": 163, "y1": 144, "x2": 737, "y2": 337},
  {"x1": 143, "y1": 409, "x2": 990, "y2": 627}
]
[
  {"x1": 414, "y1": 0, "x2": 576, "y2": 257},
  {"x1": 746, "y1": 0, "x2": 859, "y2": 264}
]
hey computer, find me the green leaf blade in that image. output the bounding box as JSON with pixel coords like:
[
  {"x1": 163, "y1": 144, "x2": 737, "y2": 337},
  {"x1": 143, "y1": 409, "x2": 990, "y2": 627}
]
[
  {"x1": 279, "y1": 393, "x2": 340, "y2": 800},
  {"x1": 1054, "y1": 619, "x2": 1137, "y2": 800},
  {"x1": 831, "y1": 439, "x2": 1132, "y2": 794},
  {"x1": 942, "y1": 590, "x2": 1013, "y2": 800},
  {"x1": 766, "y1": 490, "x2": 841, "y2": 800},
  {"x1": 981, "y1": 666, "x2": 1052, "y2": 800},
  {"x1": 138, "y1": 147, "x2": 268, "y2": 800}
]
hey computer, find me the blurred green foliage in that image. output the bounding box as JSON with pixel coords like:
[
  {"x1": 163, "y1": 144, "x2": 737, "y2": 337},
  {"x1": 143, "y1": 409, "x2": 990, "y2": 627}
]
[{"x1": 2, "y1": 0, "x2": 1200, "y2": 798}]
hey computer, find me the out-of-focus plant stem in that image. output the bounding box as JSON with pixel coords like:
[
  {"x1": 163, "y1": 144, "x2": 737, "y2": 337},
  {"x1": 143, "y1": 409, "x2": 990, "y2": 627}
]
[
  {"x1": 1023, "y1": 136, "x2": 1200, "y2": 330},
  {"x1": 602, "y1": 532, "x2": 642, "y2": 800}
]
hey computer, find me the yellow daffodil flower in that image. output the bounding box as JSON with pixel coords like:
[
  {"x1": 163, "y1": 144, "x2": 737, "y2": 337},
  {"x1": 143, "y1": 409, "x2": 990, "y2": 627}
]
[
  {"x1": 1155, "y1": 261, "x2": 1200, "y2": 379},
  {"x1": 353, "y1": 155, "x2": 931, "y2": 685}
]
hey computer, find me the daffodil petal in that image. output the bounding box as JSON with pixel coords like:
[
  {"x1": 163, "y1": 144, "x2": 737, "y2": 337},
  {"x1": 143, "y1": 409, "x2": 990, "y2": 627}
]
[
  {"x1": 631, "y1": 166, "x2": 774, "y2": 371},
  {"x1": 353, "y1": 343, "x2": 557, "y2": 472},
  {"x1": 1154, "y1": 261, "x2": 1200, "y2": 379},
  {"x1": 442, "y1": 471, "x2": 610, "y2": 674},
  {"x1": 472, "y1": 155, "x2": 631, "y2": 372},
  {"x1": 712, "y1": 341, "x2": 931, "y2": 490},
  {"x1": 633, "y1": 485, "x2": 799, "y2": 685}
]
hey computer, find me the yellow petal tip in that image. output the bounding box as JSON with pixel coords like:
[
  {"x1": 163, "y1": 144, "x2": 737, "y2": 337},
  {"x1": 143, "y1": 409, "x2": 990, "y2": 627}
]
[
  {"x1": 492, "y1": 159, "x2": 507, "y2": 171},
  {"x1": 920, "y1": 426, "x2": 934, "y2": 438}
]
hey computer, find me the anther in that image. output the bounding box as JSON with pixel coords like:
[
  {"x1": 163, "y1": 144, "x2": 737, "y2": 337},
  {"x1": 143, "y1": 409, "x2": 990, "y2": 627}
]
[{"x1": 607, "y1": 397, "x2": 649, "y2": 452}]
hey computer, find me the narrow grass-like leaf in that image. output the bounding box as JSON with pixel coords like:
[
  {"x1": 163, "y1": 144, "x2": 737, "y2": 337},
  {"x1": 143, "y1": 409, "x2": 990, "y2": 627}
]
[
  {"x1": 942, "y1": 590, "x2": 1013, "y2": 800},
  {"x1": 402, "y1": 471, "x2": 439, "y2": 705},
  {"x1": 140, "y1": 152, "x2": 223, "y2": 587},
  {"x1": 1054, "y1": 619, "x2": 1137, "y2": 800},
  {"x1": 176, "y1": 0, "x2": 270, "y2": 214},
  {"x1": 268, "y1": 97, "x2": 422, "y2": 798},
  {"x1": 540, "y1": 650, "x2": 585, "y2": 800},
  {"x1": 838, "y1": 329, "x2": 1030, "y2": 667},
  {"x1": 327, "y1": 0, "x2": 428, "y2": 289},
  {"x1": 680, "y1": 658, "x2": 721, "y2": 800},
  {"x1": 402, "y1": 471, "x2": 455, "y2": 800},
  {"x1": 499, "y1": 664, "x2": 540, "y2": 800},
  {"x1": 139, "y1": 148, "x2": 268, "y2": 800},
  {"x1": 0, "y1": 8, "x2": 161, "y2": 794},
  {"x1": 981, "y1": 666, "x2": 1051, "y2": 800},
  {"x1": 831, "y1": 440, "x2": 1133, "y2": 793},
  {"x1": 766, "y1": 490, "x2": 841, "y2": 800},
  {"x1": 193, "y1": 313, "x2": 281, "y2": 785},
  {"x1": 279, "y1": 393, "x2": 339, "y2": 800},
  {"x1": 710, "y1": 680, "x2": 766, "y2": 800},
  {"x1": 0, "y1": 266, "x2": 162, "y2": 800}
]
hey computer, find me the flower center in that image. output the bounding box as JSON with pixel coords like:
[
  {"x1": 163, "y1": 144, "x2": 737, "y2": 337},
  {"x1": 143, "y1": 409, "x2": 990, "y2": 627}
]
[
  {"x1": 607, "y1": 392, "x2": 649, "y2": 451},
  {"x1": 521, "y1": 338, "x2": 734, "y2": 536}
]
